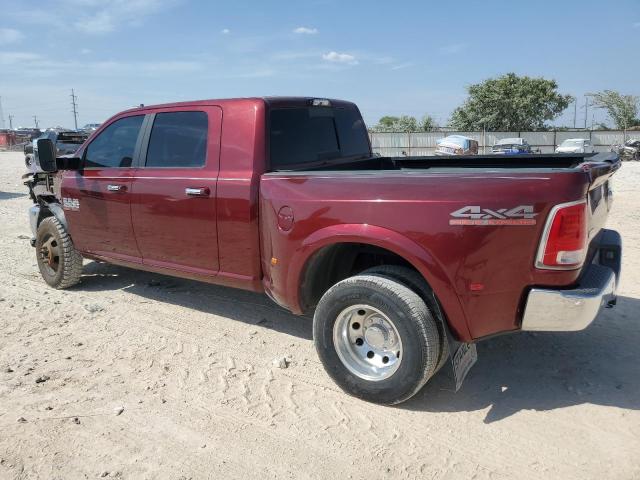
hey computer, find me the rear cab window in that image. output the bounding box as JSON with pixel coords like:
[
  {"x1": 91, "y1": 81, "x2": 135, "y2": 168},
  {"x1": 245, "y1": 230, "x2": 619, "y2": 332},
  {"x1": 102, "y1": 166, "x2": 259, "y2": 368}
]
[
  {"x1": 268, "y1": 100, "x2": 370, "y2": 170},
  {"x1": 145, "y1": 111, "x2": 208, "y2": 168}
]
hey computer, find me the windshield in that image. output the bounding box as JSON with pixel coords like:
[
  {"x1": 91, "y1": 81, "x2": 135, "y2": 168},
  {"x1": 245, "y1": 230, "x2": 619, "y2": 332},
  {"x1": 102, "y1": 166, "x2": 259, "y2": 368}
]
[
  {"x1": 560, "y1": 139, "x2": 584, "y2": 147},
  {"x1": 269, "y1": 105, "x2": 370, "y2": 169},
  {"x1": 438, "y1": 136, "x2": 467, "y2": 148}
]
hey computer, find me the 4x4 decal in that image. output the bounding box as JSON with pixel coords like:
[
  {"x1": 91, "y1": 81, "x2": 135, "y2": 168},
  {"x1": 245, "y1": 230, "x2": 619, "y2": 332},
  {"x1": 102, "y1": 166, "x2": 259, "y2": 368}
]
[{"x1": 449, "y1": 205, "x2": 537, "y2": 225}]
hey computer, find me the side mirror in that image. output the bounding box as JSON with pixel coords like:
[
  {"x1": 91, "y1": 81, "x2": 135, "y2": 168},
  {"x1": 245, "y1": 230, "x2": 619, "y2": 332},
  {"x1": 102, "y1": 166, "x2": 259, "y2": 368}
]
[{"x1": 36, "y1": 139, "x2": 57, "y2": 172}]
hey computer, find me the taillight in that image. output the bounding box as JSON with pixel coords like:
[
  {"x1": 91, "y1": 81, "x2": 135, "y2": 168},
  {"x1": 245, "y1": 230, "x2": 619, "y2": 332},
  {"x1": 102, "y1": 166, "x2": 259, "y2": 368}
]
[{"x1": 536, "y1": 200, "x2": 587, "y2": 269}]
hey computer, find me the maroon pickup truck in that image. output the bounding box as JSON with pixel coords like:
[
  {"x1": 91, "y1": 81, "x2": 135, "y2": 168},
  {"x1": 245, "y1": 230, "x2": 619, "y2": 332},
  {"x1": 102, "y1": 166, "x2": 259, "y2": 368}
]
[{"x1": 25, "y1": 97, "x2": 622, "y2": 404}]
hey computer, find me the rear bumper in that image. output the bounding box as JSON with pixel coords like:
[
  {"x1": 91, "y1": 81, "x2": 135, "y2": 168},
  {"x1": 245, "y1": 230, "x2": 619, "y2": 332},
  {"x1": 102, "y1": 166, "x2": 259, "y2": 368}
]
[{"x1": 521, "y1": 229, "x2": 621, "y2": 332}]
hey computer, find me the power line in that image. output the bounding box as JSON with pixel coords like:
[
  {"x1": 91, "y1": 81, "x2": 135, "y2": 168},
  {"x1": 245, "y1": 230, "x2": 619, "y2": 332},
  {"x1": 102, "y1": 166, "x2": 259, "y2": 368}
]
[{"x1": 70, "y1": 88, "x2": 79, "y2": 130}]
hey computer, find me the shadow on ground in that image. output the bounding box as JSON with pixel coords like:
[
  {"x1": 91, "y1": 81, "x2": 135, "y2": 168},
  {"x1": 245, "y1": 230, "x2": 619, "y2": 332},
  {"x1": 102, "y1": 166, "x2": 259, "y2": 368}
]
[
  {"x1": 406, "y1": 295, "x2": 640, "y2": 422},
  {"x1": 77, "y1": 261, "x2": 639, "y2": 422},
  {"x1": 0, "y1": 191, "x2": 26, "y2": 201},
  {"x1": 79, "y1": 261, "x2": 313, "y2": 340}
]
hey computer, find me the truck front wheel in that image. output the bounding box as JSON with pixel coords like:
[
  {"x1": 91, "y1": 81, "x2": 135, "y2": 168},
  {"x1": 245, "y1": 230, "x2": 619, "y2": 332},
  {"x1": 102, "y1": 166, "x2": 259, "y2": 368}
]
[
  {"x1": 35, "y1": 216, "x2": 83, "y2": 289},
  {"x1": 313, "y1": 274, "x2": 441, "y2": 405}
]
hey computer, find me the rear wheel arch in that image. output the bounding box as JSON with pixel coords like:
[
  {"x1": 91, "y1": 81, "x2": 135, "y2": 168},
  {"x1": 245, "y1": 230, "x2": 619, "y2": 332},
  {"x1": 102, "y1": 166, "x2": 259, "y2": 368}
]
[{"x1": 289, "y1": 226, "x2": 471, "y2": 341}]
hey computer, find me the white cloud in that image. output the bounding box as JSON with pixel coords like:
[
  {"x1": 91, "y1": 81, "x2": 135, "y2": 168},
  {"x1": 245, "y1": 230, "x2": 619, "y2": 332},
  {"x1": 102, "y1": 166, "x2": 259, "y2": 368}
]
[
  {"x1": 76, "y1": 11, "x2": 114, "y2": 34},
  {"x1": 0, "y1": 28, "x2": 24, "y2": 45},
  {"x1": 72, "y1": 0, "x2": 176, "y2": 34},
  {"x1": 633, "y1": 21, "x2": 640, "y2": 28},
  {"x1": 322, "y1": 51, "x2": 358, "y2": 65},
  {"x1": 372, "y1": 56, "x2": 394, "y2": 65},
  {"x1": 439, "y1": 43, "x2": 467, "y2": 54},
  {"x1": 293, "y1": 26, "x2": 318, "y2": 34},
  {"x1": 221, "y1": 28, "x2": 230, "y2": 34},
  {"x1": 391, "y1": 62, "x2": 414, "y2": 71},
  {"x1": 81, "y1": 48, "x2": 92, "y2": 54},
  {"x1": 0, "y1": 51, "x2": 41, "y2": 64}
]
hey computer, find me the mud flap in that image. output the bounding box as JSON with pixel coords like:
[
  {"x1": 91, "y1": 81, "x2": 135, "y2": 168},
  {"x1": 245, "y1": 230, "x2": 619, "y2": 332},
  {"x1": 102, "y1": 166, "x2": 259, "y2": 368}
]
[{"x1": 450, "y1": 341, "x2": 477, "y2": 392}]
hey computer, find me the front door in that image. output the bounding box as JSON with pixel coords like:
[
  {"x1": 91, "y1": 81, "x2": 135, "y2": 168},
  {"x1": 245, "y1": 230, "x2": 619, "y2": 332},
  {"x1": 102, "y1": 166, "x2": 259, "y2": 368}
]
[
  {"x1": 62, "y1": 114, "x2": 145, "y2": 261},
  {"x1": 130, "y1": 107, "x2": 221, "y2": 275}
]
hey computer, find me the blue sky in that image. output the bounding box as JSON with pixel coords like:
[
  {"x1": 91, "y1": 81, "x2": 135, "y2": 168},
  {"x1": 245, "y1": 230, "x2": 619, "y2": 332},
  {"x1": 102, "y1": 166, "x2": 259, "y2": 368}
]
[{"x1": 1, "y1": 0, "x2": 639, "y2": 129}]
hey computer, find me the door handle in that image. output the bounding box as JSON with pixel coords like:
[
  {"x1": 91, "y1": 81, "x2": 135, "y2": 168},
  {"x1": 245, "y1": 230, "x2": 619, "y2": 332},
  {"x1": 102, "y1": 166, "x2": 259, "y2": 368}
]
[
  {"x1": 107, "y1": 184, "x2": 126, "y2": 192},
  {"x1": 185, "y1": 187, "x2": 210, "y2": 197}
]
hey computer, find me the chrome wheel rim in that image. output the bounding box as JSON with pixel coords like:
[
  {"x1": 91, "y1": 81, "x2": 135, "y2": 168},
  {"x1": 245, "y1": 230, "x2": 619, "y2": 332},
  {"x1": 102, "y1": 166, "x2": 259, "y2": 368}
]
[
  {"x1": 39, "y1": 234, "x2": 60, "y2": 276},
  {"x1": 333, "y1": 304, "x2": 403, "y2": 381}
]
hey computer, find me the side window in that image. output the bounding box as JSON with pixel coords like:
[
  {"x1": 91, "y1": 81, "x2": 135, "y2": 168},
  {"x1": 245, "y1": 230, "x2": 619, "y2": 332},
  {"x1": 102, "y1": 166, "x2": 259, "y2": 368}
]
[
  {"x1": 145, "y1": 111, "x2": 208, "y2": 168},
  {"x1": 84, "y1": 115, "x2": 144, "y2": 168}
]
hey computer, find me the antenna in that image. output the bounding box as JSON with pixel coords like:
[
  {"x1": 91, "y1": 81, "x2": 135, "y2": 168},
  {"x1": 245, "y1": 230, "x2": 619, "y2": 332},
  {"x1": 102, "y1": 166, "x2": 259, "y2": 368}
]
[{"x1": 71, "y1": 89, "x2": 79, "y2": 130}]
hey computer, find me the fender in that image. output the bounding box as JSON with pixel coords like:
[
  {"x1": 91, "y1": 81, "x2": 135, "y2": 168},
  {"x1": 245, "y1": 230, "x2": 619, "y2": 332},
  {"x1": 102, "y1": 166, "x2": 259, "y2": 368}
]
[
  {"x1": 38, "y1": 199, "x2": 68, "y2": 231},
  {"x1": 286, "y1": 223, "x2": 472, "y2": 342}
]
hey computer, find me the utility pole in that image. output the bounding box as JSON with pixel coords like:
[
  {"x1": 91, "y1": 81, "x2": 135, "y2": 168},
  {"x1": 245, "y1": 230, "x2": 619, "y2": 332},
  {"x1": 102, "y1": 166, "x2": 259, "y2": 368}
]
[
  {"x1": 33, "y1": 115, "x2": 39, "y2": 129},
  {"x1": 583, "y1": 97, "x2": 589, "y2": 130},
  {"x1": 8, "y1": 114, "x2": 14, "y2": 130},
  {"x1": 70, "y1": 89, "x2": 79, "y2": 130},
  {"x1": 584, "y1": 92, "x2": 596, "y2": 131},
  {"x1": 573, "y1": 98, "x2": 577, "y2": 128},
  {"x1": 0, "y1": 96, "x2": 5, "y2": 129}
]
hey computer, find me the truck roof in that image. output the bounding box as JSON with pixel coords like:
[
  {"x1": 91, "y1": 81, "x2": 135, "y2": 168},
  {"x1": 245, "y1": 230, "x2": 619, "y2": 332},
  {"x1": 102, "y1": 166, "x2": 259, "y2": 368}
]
[{"x1": 119, "y1": 96, "x2": 356, "y2": 114}]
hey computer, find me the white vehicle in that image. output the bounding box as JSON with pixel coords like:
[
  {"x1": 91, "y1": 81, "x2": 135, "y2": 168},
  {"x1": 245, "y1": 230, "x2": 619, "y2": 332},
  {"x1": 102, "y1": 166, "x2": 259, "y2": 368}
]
[
  {"x1": 435, "y1": 135, "x2": 478, "y2": 156},
  {"x1": 556, "y1": 138, "x2": 595, "y2": 154}
]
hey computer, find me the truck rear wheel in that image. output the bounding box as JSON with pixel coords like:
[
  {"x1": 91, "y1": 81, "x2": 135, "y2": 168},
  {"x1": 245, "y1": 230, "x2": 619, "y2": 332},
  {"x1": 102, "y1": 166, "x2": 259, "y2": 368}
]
[
  {"x1": 360, "y1": 265, "x2": 450, "y2": 373},
  {"x1": 313, "y1": 274, "x2": 441, "y2": 405},
  {"x1": 35, "y1": 216, "x2": 83, "y2": 289}
]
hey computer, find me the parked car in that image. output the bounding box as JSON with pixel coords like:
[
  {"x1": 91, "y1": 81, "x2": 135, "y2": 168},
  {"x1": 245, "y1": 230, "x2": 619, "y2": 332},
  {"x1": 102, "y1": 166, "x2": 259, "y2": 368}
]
[
  {"x1": 556, "y1": 138, "x2": 595, "y2": 154},
  {"x1": 435, "y1": 135, "x2": 478, "y2": 155},
  {"x1": 15, "y1": 127, "x2": 42, "y2": 141},
  {"x1": 81, "y1": 123, "x2": 102, "y2": 132},
  {"x1": 611, "y1": 138, "x2": 640, "y2": 161},
  {"x1": 24, "y1": 130, "x2": 89, "y2": 173},
  {"x1": 24, "y1": 97, "x2": 621, "y2": 405},
  {"x1": 491, "y1": 137, "x2": 533, "y2": 154}
]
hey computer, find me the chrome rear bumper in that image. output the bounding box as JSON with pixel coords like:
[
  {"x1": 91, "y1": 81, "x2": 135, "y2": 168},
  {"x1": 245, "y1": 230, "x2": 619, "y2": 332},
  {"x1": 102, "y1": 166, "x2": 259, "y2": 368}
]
[{"x1": 521, "y1": 229, "x2": 621, "y2": 332}]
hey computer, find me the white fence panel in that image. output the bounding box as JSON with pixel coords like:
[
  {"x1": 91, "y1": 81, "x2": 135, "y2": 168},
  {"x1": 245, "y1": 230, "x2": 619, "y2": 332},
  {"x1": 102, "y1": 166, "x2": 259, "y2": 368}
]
[{"x1": 369, "y1": 130, "x2": 639, "y2": 157}]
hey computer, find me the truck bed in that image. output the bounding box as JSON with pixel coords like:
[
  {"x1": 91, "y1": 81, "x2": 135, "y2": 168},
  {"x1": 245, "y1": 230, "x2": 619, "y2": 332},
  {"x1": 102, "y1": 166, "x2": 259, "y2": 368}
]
[
  {"x1": 260, "y1": 152, "x2": 620, "y2": 341},
  {"x1": 284, "y1": 152, "x2": 617, "y2": 172}
]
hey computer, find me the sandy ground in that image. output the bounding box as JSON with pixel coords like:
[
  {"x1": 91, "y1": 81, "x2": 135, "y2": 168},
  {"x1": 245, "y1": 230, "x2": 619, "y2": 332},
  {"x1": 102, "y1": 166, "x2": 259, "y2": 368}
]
[{"x1": 0, "y1": 151, "x2": 638, "y2": 480}]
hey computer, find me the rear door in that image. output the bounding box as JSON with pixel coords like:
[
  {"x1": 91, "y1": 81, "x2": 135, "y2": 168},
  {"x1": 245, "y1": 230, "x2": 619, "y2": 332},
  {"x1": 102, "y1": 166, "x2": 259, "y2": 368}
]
[
  {"x1": 62, "y1": 114, "x2": 145, "y2": 261},
  {"x1": 130, "y1": 107, "x2": 221, "y2": 275}
]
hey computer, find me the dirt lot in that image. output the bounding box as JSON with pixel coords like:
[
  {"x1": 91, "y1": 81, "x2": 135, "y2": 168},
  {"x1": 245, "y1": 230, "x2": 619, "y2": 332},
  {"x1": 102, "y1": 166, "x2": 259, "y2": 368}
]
[{"x1": 0, "y1": 151, "x2": 638, "y2": 480}]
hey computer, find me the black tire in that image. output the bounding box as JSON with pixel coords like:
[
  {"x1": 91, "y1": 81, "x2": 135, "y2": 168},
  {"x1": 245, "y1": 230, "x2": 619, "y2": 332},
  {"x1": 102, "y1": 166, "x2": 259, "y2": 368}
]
[
  {"x1": 361, "y1": 265, "x2": 450, "y2": 372},
  {"x1": 35, "y1": 216, "x2": 83, "y2": 289},
  {"x1": 313, "y1": 274, "x2": 441, "y2": 405}
]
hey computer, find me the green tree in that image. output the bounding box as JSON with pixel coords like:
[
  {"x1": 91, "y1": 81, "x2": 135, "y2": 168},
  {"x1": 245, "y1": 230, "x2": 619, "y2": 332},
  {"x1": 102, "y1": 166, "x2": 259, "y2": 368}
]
[
  {"x1": 371, "y1": 114, "x2": 435, "y2": 132},
  {"x1": 420, "y1": 114, "x2": 436, "y2": 131},
  {"x1": 377, "y1": 116, "x2": 400, "y2": 129},
  {"x1": 449, "y1": 73, "x2": 572, "y2": 131},
  {"x1": 592, "y1": 90, "x2": 639, "y2": 130}
]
